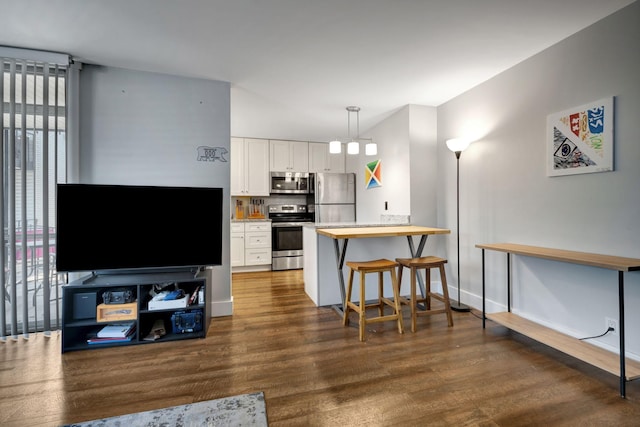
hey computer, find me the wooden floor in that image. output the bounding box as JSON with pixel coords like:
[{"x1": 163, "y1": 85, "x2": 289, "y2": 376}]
[{"x1": 1, "y1": 270, "x2": 640, "y2": 426}]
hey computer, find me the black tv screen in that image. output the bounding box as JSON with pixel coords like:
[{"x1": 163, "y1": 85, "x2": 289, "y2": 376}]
[{"x1": 56, "y1": 183, "x2": 223, "y2": 273}]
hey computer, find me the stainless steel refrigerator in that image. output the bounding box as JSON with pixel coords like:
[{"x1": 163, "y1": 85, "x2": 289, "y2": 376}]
[{"x1": 311, "y1": 173, "x2": 356, "y2": 223}]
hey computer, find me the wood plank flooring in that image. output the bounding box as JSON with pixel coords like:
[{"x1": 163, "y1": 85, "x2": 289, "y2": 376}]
[{"x1": 1, "y1": 269, "x2": 639, "y2": 426}]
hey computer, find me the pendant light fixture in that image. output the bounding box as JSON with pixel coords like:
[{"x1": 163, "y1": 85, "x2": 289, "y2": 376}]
[
  {"x1": 329, "y1": 106, "x2": 377, "y2": 155},
  {"x1": 365, "y1": 141, "x2": 377, "y2": 156},
  {"x1": 346, "y1": 106, "x2": 360, "y2": 155},
  {"x1": 329, "y1": 139, "x2": 342, "y2": 154}
]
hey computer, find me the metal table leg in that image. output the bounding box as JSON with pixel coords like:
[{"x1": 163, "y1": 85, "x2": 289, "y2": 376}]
[
  {"x1": 619, "y1": 271, "x2": 626, "y2": 398},
  {"x1": 331, "y1": 238, "x2": 349, "y2": 317},
  {"x1": 482, "y1": 249, "x2": 486, "y2": 328},
  {"x1": 406, "y1": 235, "x2": 428, "y2": 298}
]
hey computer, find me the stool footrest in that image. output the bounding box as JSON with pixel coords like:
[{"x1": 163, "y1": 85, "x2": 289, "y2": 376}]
[{"x1": 365, "y1": 314, "x2": 401, "y2": 324}]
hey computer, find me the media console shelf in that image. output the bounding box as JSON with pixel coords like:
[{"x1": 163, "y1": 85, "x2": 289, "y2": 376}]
[
  {"x1": 477, "y1": 243, "x2": 640, "y2": 398},
  {"x1": 62, "y1": 270, "x2": 210, "y2": 353}
]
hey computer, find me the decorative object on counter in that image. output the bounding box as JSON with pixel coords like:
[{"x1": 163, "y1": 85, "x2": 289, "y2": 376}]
[
  {"x1": 329, "y1": 106, "x2": 377, "y2": 156},
  {"x1": 248, "y1": 198, "x2": 266, "y2": 218},
  {"x1": 365, "y1": 159, "x2": 381, "y2": 189},
  {"x1": 235, "y1": 199, "x2": 245, "y2": 219},
  {"x1": 547, "y1": 97, "x2": 613, "y2": 177},
  {"x1": 446, "y1": 137, "x2": 471, "y2": 312}
]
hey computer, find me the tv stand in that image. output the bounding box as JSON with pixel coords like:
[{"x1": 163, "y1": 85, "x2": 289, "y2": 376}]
[{"x1": 62, "y1": 270, "x2": 209, "y2": 353}]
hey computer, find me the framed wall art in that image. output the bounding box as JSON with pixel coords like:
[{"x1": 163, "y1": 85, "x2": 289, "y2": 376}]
[
  {"x1": 365, "y1": 159, "x2": 381, "y2": 189},
  {"x1": 547, "y1": 97, "x2": 613, "y2": 177}
]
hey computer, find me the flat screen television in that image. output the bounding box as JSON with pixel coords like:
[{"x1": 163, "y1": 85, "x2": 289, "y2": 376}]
[{"x1": 56, "y1": 183, "x2": 223, "y2": 273}]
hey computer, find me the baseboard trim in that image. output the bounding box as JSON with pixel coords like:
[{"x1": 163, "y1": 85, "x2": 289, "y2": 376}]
[{"x1": 210, "y1": 297, "x2": 233, "y2": 317}]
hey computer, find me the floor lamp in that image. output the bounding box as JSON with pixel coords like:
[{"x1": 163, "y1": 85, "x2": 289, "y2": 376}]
[{"x1": 446, "y1": 138, "x2": 471, "y2": 312}]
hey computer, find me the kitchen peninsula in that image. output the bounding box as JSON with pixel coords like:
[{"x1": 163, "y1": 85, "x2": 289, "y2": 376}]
[{"x1": 303, "y1": 224, "x2": 450, "y2": 309}]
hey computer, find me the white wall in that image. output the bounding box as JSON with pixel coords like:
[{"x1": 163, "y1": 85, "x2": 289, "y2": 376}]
[
  {"x1": 347, "y1": 104, "x2": 438, "y2": 225},
  {"x1": 79, "y1": 65, "x2": 233, "y2": 316},
  {"x1": 409, "y1": 105, "x2": 439, "y2": 226},
  {"x1": 436, "y1": 2, "x2": 640, "y2": 358}
]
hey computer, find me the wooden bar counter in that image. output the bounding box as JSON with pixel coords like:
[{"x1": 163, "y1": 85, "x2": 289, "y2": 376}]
[{"x1": 304, "y1": 225, "x2": 450, "y2": 314}]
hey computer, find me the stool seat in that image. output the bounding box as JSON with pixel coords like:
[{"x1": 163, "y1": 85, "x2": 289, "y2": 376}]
[
  {"x1": 396, "y1": 256, "x2": 453, "y2": 332},
  {"x1": 396, "y1": 256, "x2": 447, "y2": 268},
  {"x1": 343, "y1": 258, "x2": 404, "y2": 341},
  {"x1": 346, "y1": 259, "x2": 399, "y2": 271}
]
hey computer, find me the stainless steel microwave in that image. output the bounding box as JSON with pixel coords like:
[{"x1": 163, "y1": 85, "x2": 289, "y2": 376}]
[{"x1": 270, "y1": 172, "x2": 311, "y2": 194}]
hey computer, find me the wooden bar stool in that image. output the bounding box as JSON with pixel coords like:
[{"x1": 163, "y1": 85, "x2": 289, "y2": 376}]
[
  {"x1": 396, "y1": 256, "x2": 454, "y2": 332},
  {"x1": 342, "y1": 259, "x2": 404, "y2": 341}
]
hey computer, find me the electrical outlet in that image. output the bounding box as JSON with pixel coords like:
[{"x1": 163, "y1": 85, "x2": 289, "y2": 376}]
[{"x1": 606, "y1": 317, "x2": 618, "y2": 335}]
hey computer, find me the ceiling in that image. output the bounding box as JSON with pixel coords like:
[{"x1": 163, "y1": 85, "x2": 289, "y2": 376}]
[{"x1": 1, "y1": 0, "x2": 635, "y2": 142}]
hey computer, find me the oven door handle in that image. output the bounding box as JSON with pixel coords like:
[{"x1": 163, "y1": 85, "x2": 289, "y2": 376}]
[{"x1": 271, "y1": 222, "x2": 311, "y2": 228}]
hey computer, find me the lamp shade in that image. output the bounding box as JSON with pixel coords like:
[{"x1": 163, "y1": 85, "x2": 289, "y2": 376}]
[
  {"x1": 446, "y1": 138, "x2": 471, "y2": 153},
  {"x1": 329, "y1": 139, "x2": 342, "y2": 154},
  {"x1": 347, "y1": 140, "x2": 360, "y2": 155},
  {"x1": 365, "y1": 142, "x2": 377, "y2": 156}
]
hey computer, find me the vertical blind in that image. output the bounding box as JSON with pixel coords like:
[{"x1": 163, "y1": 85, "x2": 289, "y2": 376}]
[{"x1": 1, "y1": 51, "x2": 68, "y2": 339}]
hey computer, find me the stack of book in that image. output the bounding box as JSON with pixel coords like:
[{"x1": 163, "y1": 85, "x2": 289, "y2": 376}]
[{"x1": 87, "y1": 322, "x2": 136, "y2": 345}]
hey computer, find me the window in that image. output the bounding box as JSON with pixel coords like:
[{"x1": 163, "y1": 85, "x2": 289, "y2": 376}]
[{"x1": 2, "y1": 52, "x2": 68, "y2": 338}]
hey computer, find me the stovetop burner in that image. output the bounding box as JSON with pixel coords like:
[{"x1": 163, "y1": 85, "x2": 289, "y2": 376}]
[{"x1": 268, "y1": 204, "x2": 314, "y2": 223}]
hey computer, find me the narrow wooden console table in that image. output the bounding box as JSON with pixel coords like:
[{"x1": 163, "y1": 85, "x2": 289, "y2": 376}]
[{"x1": 476, "y1": 242, "x2": 640, "y2": 398}]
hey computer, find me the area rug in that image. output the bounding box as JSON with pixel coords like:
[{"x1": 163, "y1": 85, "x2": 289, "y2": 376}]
[{"x1": 62, "y1": 392, "x2": 268, "y2": 427}]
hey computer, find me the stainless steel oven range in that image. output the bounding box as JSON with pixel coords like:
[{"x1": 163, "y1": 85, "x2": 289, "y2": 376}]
[{"x1": 268, "y1": 204, "x2": 314, "y2": 271}]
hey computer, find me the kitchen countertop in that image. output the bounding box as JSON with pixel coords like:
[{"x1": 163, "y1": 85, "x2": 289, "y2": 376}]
[
  {"x1": 304, "y1": 222, "x2": 409, "y2": 229},
  {"x1": 232, "y1": 218, "x2": 271, "y2": 222}
]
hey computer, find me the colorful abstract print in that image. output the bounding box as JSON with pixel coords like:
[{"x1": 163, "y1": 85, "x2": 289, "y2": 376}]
[
  {"x1": 365, "y1": 159, "x2": 381, "y2": 189},
  {"x1": 548, "y1": 97, "x2": 613, "y2": 176}
]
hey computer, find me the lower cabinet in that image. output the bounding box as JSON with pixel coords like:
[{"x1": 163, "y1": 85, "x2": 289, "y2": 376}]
[
  {"x1": 231, "y1": 223, "x2": 246, "y2": 266},
  {"x1": 61, "y1": 270, "x2": 209, "y2": 353},
  {"x1": 231, "y1": 221, "x2": 272, "y2": 269}
]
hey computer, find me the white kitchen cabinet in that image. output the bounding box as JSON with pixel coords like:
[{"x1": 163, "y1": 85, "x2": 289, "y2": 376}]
[
  {"x1": 270, "y1": 140, "x2": 309, "y2": 172},
  {"x1": 308, "y1": 142, "x2": 345, "y2": 173},
  {"x1": 231, "y1": 137, "x2": 270, "y2": 196},
  {"x1": 230, "y1": 223, "x2": 245, "y2": 267},
  {"x1": 231, "y1": 221, "x2": 272, "y2": 268}
]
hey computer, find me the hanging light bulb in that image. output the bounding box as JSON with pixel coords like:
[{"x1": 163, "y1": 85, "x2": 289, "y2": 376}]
[
  {"x1": 329, "y1": 139, "x2": 342, "y2": 154},
  {"x1": 365, "y1": 141, "x2": 377, "y2": 156},
  {"x1": 347, "y1": 140, "x2": 360, "y2": 154}
]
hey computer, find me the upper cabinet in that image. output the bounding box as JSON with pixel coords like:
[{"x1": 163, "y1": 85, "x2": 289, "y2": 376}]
[
  {"x1": 231, "y1": 137, "x2": 270, "y2": 196},
  {"x1": 269, "y1": 140, "x2": 309, "y2": 172},
  {"x1": 308, "y1": 142, "x2": 346, "y2": 173}
]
